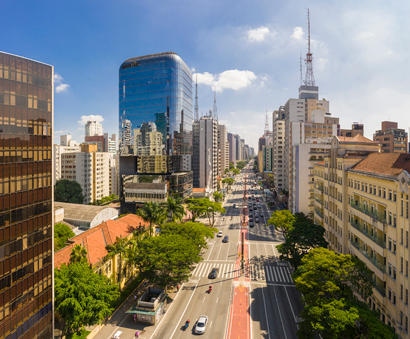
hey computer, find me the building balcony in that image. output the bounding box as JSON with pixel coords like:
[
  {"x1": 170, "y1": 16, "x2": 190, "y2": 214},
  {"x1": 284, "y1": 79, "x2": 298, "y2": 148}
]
[
  {"x1": 315, "y1": 197, "x2": 324, "y2": 205},
  {"x1": 315, "y1": 185, "x2": 324, "y2": 193},
  {"x1": 350, "y1": 241, "x2": 386, "y2": 275},
  {"x1": 349, "y1": 202, "x2": 386, "y2": 225},
  {"x1": 349, "y1": 221, "x2": 386, "y2": 248},
  {"x1": 314, "y1": 207, "x2": 324, "y2": 219},
  {"x1": 374, "y1": 281, "x2": 386, "y2": 298}
]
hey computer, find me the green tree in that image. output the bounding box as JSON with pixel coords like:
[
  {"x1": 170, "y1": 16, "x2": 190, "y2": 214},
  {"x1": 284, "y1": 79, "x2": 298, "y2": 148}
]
[
  {"x1": 69, "y1": 244, "x2": 88, "y2": 265},
  {"x1": 105, "y1": 236, "x2": 129, "y2": 283},
  {"x1": 232, "y1": 168, "x2": 240, "y2": 175},
  {"x1": 160, "y1": 196, "x2": 186, "y2": 222},
  {"x1": 186, "y1": 198, "x2": 208, "y2": 222},
  {"x1": 276, "y1": 213, "x2": 328, "y2": 269},
  {"x1": 229, "y1": 162, "x2": 235, "y2": 169},
  {"x1": 54, "y1": 223, "x2": 75, "y2": 251},
  {"x1": 133, "y1": 233, "x2": 201, "y2": 291},
  {"x1": 224, "y1": 168, "x2": 229, "y2": 174},
  {"x1": 136, "y1": 201, "x2": 166, "y2": 236},
  {"x1": 267, "y1": 210, "x2": 295, "y2": 238},
  {"x1": 160, "y1": 221, "x2": 216, "y2": 250},
  {"x1": 293, "y1": 248, "x2": 396, "y2": 339},
  {"x1": 54, "y1": 179, "x2": 84, "y2": 204},
  {"x1": 222, "y1": 177, "x2": 236, "y2": 188},
  {"x1": 213, "y1": 191, "x2": 224, "y2": 202},
  {"x1": 55, "y1": 262, "x2": 120, "y2": 335}
]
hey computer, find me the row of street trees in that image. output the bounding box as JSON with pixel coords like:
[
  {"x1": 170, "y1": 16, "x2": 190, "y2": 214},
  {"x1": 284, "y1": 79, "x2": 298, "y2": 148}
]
[
  {"x1": 267, "y1": 210, "x2": 398, "y2": 339},
  {"x1": 55, "y1": 196, "x2": 218, "y2": 336}
]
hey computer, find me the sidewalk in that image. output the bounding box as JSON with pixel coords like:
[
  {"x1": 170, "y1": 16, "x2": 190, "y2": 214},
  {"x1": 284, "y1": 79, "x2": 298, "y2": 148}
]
[{"x1": 89, "y1": 283, "x2": 180, "y2": 339}]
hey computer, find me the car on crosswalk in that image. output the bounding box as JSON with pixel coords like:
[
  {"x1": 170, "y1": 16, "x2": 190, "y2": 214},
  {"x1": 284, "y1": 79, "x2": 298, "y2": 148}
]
[{"x1": 208, "y1": 267, "x2": 219, "y2": 279}]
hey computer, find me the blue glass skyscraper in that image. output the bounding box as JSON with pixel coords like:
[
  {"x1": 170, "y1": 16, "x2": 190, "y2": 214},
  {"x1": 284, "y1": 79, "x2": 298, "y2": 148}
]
[{"x1": 119, "y1": 52, "x2": 193, "y2": 211}]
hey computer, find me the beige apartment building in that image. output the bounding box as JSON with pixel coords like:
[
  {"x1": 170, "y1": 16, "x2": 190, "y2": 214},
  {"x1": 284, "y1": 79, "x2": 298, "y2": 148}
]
[
  {"x1": 61, "y1": 144, "x2": 110, "y2": 204},
  {"x1": 314, "y1": 135, "x2": 410, "y2": 336}
]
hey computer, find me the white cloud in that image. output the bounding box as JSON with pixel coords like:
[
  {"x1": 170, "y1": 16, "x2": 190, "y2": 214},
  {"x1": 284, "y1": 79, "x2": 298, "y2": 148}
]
[
  {"x1": 247, "y1": 26, "x2": 271, "y2": 42},
  {"x1": 291, "y1": 27, "x2": 304, "y2": 40},
  {"x1": 53, "y1": 73, "x2": 70, "y2": 93},
  {"x1": 77, "y1": 115, "x2": 104, "y2": 125},
  {"x1": 194, "y1": 69, "x2": 257, "y2": 93}
]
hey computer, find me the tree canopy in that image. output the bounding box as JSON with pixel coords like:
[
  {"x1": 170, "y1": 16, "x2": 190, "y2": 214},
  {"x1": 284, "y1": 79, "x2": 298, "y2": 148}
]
[
  {"x1": 229, "y1": 162, "x2": 234, "y2": 170},
  {"x1": 54, "y1": 179, "x2": 84, "y2": 204},
  {"x1": 55, "y1": 262, "x2": 120, "y2": 335},
  {"x1": 54, "y1": 223, "x2": 75, "y2": 251},
  {"x1": 160, "y1": 221, "x2": 216, "y2": 250},
  {"x1": 186, "y1": 197, "x2": 224, "y2": 225},
  {"x1": 276, "y1": 212, "x2": 328, "y2": 269},
  {"x1": 160, "y1": 196, "x2": 186, "y2": 222},
  {"x1": 69, "y1": 244, "x2": 88, "y2": 265},
  {"x1": 232, "y1": 168, "x2": 240, "y2": 175},
  {"x1": 136, "y1": 201, "x2": 166, "y2": 236},
  {"x1": 222, "y1": 178, "x2": 235, "y2": 186},
  {"x1": 293, "y1": 248, "x2": 397, "y2": 339},
  {"x1": 213, "y1": 191, "x2": 224, "y2": 202},
  {"x1": 133, "y1": 233, "x2": 202, "y2": 289},
  {"x1": 267, "y1": 209, "x2": 295, "y2": 238}
]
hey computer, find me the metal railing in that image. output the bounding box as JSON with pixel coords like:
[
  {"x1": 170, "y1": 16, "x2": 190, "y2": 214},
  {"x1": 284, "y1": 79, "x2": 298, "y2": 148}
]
[
  {"x1": 351, "y1": 241, "x2": 386, "y2": 273},
  {"x1": 350, "y1": 221, "x2": 386, "y2": 248},
  {"x1": 350, "y1": 202, "x2": 386, "y2": 224}
]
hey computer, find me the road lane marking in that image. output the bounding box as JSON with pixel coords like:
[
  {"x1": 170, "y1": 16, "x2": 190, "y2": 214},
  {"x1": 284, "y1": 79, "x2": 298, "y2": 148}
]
[
  {"x1": 260, "y1": 284, "x2": 272, "y2": 339},
  {"x1": 265, "y1": 266, "x2": 271, "y2": 281},
  {"x1": 207, "y1": 242, "x2": 215, "y2": 261},
  {"x1": 284, "y1": 286, "x2": 297, "y2": 322},
  {"x1": 167, "y1": 279, "x2": 199, "y2": 339},
  {"x1": 203, "y1": 297, "x2": 205, "y2": 303},
  {"x1": 216, "y1": 297, "x2": 219, "y2": 303},
  {"x1": 272, "y1": 285, "x2": 288, "y2": 339}
]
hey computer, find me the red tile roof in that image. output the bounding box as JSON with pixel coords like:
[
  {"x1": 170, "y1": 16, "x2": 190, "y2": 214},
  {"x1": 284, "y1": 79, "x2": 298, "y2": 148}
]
[
  {"x1": 54, "y1": 214, "x2": 150, "y2": 269},
  {"x1": 338, "y1": 135, "x2": 377, "y2": 143},
  {"x1": 193, "y1": 188, "x2": 207, "y2": 192},
  {"x1": 351, "y1": 153, "x2": 410, "y2": 176}
]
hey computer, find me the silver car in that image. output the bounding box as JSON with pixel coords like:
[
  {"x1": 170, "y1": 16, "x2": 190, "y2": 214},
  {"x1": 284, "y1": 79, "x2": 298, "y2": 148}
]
[{"x1": 195, "y1": 315, "x2": 209, "y2": 334}]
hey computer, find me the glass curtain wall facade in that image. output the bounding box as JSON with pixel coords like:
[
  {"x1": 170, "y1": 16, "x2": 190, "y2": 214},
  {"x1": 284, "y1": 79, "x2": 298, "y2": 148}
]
[
  {"x1": 119, "y1": 52, "x2": 193, "y2": 174},
  {"x1": 0, "y1": 52, "x2": 53, "y2": 339}
]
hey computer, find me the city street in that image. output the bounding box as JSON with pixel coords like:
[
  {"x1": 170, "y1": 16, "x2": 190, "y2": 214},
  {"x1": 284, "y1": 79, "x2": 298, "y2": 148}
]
[{"x1": 94, "y1": 163, "x2": 304, "y2": 339}]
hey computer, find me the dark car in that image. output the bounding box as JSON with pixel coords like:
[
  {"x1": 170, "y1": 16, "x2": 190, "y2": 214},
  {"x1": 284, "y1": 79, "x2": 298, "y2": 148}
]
[
  {"x1": 249, "y1": 221, "x2": 254, "y2": 227},
  {"x1": 222, "y1": 235, "x2": 229, "y2": 243},
  {"x1": 208, "y1": 267, "x2": 219, "y2": 279}
]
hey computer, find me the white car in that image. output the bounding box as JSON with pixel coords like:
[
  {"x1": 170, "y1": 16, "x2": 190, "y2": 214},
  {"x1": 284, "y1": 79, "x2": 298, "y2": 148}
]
[
  {"x1": 195, "y1": 315, "x2": 209, "y2": 334},
  {"x1": 217, "y1": 231, "x2": 223, "y2": 237}
]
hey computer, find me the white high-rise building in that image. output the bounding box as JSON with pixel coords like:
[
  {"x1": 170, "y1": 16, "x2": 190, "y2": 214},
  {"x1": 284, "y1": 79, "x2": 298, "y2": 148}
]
[
  {"x1": 85, "y1": 120, "x2": 103, "y2": 137},
  {"x1": 61, "y1": 145, "x2": 110, "y2": 204},
  {"x1": 192, "y1": 115, "x2": 218, "y2": 193},
  {"x1": 60, "y1": 134, "x2": 78, "y2": 146},
  {"x1": 104, "y1": 133, "x2": 117, "y2": 154},
  {"x1": 217, "y1": 124, "x2": 229, "y2": 176}
]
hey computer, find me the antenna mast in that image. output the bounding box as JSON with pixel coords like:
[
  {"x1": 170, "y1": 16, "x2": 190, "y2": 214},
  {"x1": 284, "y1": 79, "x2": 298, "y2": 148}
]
[
  {"x1": 304, "y1": 9, "x2": 315, "y2": 86},
  {"x1": 264, "y1": 110, "x2": 269, "y2": 137},
  {"x1": 213, "y1": 90, "x2": 218, "y2": 120},
  {"x1": 300, "y1": 53, "x2": 303, "y2": 86},
  {"x1": 194, "y1": 72, "x2": 199, "y2": 121}
]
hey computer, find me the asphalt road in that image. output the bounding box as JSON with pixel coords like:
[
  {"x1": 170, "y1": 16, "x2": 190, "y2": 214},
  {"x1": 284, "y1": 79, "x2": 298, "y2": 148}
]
[
  {"x1": 245, "y1": 171, "x2": 304, "y2": 339},
  {"x1": 152, "y1": 182, "x2": 243, "y2": 339}
]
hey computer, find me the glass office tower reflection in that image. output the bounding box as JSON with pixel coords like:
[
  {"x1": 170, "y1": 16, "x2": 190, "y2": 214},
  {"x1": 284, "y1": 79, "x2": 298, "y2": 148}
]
[
  {"x1": 119, "y1": 52, "x2": 193, "y2": 173},
  {"x1": 0, "y1": 52, "x2": 53, "y2": 339}
]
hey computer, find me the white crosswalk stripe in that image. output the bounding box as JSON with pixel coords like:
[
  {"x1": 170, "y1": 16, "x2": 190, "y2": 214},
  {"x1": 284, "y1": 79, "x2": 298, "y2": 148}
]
[
  {"x1": 192, "y1": 263, "x2": 240, "y2": 278},
  {"x1": 247, "y1": 264, "x2": 295, "y2": 284}
]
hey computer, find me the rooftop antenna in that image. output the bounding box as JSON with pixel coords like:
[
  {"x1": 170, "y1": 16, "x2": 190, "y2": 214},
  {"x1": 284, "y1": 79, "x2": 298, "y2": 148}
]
[
  {"x1": 213, "y1": 89, "x2": 218, "y2": 120},
  {"x1": 194, "y1": 71, "x2": 199, "y2": 122},
  {"x1": 264, "y1": 110, "x2": 269, "y2": 137},
  {"x1": 300, "y1": 53, "x2": 303, "y2": 86},
  {"x1": 303, "y1": 9, "x2": 315, "y2": 86}
]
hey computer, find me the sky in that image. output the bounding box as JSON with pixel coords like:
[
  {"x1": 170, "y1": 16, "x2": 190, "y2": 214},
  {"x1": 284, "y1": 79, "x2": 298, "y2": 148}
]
[{"x1": 2, "y1": 0, "x2": 410, "y2": 150}]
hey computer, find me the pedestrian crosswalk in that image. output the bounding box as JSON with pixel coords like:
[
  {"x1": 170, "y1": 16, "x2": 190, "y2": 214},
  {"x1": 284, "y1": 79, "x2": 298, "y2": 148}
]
[
  {"x1": 191, "y1": 262, "x2": 294, "y2": 284},
  {"x1": 192, "y1": 262, "x2": 240, "y2": 279},
  {"x1": 249, "y1": 264, "x2": 294, "y2": 283}
]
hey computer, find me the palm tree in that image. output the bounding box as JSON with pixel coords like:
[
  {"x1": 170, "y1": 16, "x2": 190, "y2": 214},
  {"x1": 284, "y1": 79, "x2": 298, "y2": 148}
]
[
  {"x1": 69, "y1": 244, "x2": 88, "y2": 265},
  {"x1": 136, "y1": 201, "x2": 165, "y2": 236},
  {"x1": 160, "y1": 196, "x2": 186, "y2": 222},
  {"x1": 105, "y1": 236, "x2": 129, "y2": 284}
]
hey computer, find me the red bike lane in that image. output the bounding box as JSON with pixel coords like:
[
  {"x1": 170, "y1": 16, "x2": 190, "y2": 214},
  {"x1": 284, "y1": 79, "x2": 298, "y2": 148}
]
[{"x1": 227, "y1": 171, "x2": 251, "y2": 339}]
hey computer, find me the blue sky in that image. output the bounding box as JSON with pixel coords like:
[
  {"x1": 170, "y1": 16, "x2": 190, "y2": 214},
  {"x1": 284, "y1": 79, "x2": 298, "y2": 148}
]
[{"x1": 2, "y1": 0, "x2": 410, "y2": 149}]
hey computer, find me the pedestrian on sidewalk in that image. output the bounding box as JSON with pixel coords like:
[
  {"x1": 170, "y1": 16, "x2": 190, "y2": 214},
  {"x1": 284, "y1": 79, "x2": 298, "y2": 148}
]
[
  {"x1": 177, "y1": 285, "x2": 179, "y2": 291},
  {"x1": 135, "y1": 331, "x2": 140, "y2": 338},
  {"x1": 134, "y1": 295, "x2": 137, "y2": 301},
  {"x1": 133, "y1": 314, "x2": 137, "y2": 322}
]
